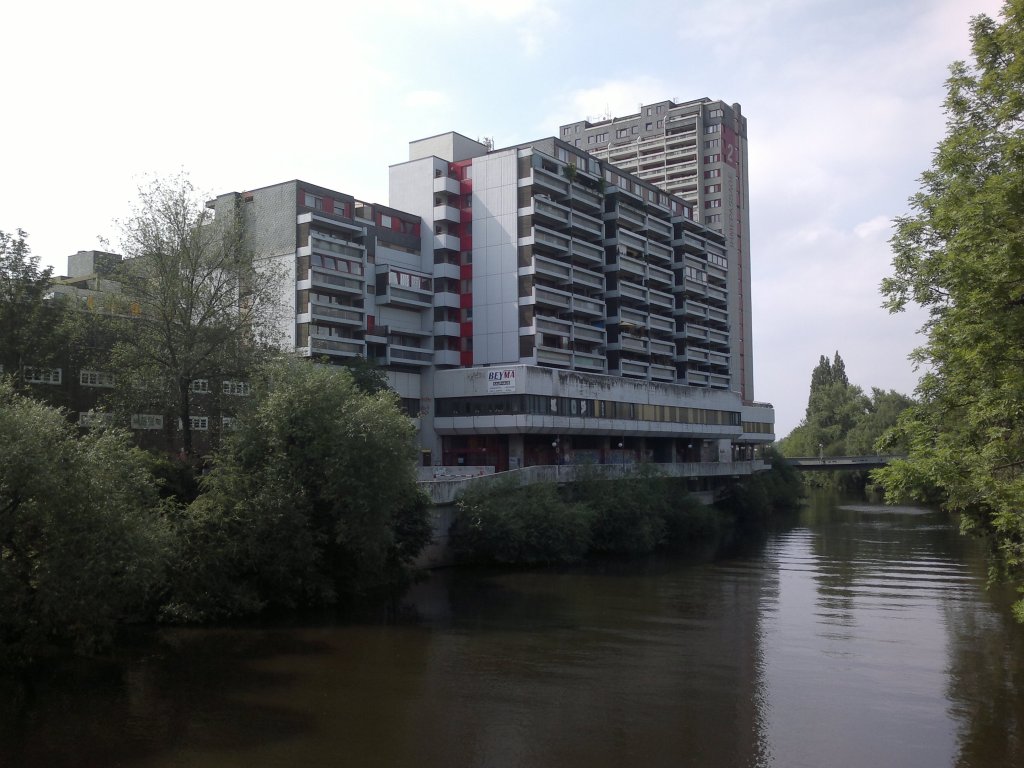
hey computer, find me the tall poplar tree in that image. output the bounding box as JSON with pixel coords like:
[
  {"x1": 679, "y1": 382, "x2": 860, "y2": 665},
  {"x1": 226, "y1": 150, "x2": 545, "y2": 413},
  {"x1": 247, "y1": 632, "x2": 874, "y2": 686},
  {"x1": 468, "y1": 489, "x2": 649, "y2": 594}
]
[{"x1": 876, "y1": 0, "x2": 1024, "y2": 613}]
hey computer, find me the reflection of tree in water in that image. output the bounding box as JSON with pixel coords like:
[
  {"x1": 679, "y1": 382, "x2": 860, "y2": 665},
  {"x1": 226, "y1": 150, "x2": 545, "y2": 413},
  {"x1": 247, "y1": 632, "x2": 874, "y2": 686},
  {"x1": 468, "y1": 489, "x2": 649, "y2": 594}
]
[
  {"x1": 0, "y1": 630, "x2": 324, "y2": 768},
  {"x1": 944, "y1": 574, "x2": 1024, "y2": 766}
]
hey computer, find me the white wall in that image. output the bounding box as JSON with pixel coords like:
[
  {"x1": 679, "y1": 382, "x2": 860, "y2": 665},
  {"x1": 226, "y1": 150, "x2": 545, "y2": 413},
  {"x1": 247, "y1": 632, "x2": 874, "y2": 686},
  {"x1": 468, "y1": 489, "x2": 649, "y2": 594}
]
[{"x1": 470, "y1": 150, "x2": 520, "y2": 366}]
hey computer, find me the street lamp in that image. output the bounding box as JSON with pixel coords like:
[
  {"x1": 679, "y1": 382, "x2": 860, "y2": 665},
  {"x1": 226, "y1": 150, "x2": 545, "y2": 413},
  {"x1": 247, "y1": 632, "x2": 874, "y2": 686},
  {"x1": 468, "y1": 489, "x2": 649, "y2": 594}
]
[{"x1": 551, "y1": 438, "x2": 560, "y2": 465}]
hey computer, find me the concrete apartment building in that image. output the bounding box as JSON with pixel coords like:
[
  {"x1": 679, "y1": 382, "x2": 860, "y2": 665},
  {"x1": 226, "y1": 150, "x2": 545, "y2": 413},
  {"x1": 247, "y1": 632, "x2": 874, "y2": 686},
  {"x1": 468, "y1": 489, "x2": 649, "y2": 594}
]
[
  {"x1": 559, "y1": 98, "x2": 754, "y2": 401},
  {"x1": 206, "y1": 131, "x2": 772, "y2": 474},
  {"x1": 33, "y1": 129, "x2": 769, "y2": 476}
]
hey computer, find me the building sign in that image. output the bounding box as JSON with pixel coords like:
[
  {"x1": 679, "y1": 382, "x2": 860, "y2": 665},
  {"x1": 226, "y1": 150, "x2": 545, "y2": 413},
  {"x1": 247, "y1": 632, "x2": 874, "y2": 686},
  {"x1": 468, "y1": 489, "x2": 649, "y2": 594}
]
[
  {"x1": 722, "y1": 124, "x2": 739, "y2": 170},
  {"x1": 486, "y1": 368, "x2": 517, "y2": 393}
]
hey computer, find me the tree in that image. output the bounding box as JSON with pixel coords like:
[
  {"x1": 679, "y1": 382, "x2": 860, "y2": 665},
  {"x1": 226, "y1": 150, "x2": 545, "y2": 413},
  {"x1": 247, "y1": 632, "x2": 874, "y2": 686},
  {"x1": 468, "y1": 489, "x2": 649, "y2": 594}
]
[
  {"x1": 0, "y1": 229, "x2": 62, "y2": 380},
  {"x1": 876, "y1": 1, "x2": 1024, "y2": 615},
  {"x1": 779, "y1": 352, "x2": 870, "y2": 457},
  {"x1": 0, "y1": 380, "x2": 169, "y2": 666},
  {"x1": 162, "y1": 358, "x2": 431, "y2": 621},
  {"x1": 103, "y1": 173, "x2": 282, "y2": 456}
]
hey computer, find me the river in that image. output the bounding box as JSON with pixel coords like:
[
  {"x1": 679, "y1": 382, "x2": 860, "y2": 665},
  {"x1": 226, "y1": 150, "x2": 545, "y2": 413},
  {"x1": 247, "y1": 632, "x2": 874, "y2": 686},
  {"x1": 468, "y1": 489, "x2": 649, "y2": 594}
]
[{"x1": 3, "y1": 492, "x2": 1023, "y2": 767}]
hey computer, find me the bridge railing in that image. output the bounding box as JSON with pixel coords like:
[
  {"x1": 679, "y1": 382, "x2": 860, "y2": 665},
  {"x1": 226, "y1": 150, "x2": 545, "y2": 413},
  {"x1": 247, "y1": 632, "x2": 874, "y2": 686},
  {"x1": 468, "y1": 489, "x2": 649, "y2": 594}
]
[{"x1": 418, "y1": 460, "x2": 768, "y2": 505}]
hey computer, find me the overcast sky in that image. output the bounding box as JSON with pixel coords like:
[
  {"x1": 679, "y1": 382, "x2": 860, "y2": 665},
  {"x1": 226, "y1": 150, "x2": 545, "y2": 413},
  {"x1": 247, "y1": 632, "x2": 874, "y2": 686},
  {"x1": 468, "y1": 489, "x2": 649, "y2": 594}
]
[{"x1": 1, "y1": 0, "x2": 1003, "y2": 436}]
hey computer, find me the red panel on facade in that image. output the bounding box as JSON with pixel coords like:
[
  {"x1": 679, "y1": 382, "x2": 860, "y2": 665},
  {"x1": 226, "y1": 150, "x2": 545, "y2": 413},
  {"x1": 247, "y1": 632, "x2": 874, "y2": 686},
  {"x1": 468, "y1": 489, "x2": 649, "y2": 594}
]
[
  {"x1": 460, "y1": 350, "x2": 473, "y2": 367},
  {"x1": 460, "y1": 264, "x2": 473, "y2": 281},
  {"x1": 367, "y1": 315, "x2": 375, "y2": 331},
  {"x1": 459, "y1": 321, "x2": 473, "y2": 337},
  {"x1": 324, "y1": 198, "x2": 334, "y2": 214},
  {"x1": 460, "y1": 208, "x2": 472, "y2": 224},
  {"x1": 722, "y1": 125, "x2": 739, "y2": 170},
  {"x1": 460, "y1": 293, "x2": 473, "y2": 309}
]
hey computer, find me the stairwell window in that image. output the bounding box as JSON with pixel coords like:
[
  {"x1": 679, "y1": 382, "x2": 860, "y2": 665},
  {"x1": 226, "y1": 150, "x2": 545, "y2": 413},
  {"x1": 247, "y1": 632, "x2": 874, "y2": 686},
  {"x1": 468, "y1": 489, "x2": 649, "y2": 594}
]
[
  {"x1": 222, "y1": 380, "x2": 251, "y2": 396},
  {"x1": 24, "y1": 367, "x2": 61, "y2": 385}
]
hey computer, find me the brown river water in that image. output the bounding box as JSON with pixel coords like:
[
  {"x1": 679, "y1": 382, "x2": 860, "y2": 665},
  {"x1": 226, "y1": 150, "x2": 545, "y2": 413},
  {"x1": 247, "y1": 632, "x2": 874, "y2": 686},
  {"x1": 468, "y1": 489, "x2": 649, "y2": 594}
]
[{"x1": 2, "y1": 493, "x2": 1023, "y2": 767}]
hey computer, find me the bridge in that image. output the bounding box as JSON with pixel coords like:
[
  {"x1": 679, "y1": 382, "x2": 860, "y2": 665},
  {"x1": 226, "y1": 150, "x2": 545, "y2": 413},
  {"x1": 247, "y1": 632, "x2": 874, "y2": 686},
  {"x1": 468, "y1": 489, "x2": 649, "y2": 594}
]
[{"x1": 786, "y1": 455, "x2": 901, "y2": 471}]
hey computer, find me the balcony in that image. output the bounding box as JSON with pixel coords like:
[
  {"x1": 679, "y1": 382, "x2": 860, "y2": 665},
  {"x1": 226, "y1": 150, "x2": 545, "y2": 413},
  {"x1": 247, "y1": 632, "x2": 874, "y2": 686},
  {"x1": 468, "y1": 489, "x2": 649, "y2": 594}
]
[
  {"x1": 572, "y1": 323, "x2": 605, "y2": 343},
  {"x1": 433, "y1": 262, "x2": 461, "y2": 281},
  {"x1": 616, "y1": 228, "x2": 648, "y2": 253},
  {"x1": 648, "y1": 264, "x2": 674, "y2": 288},
  {"x1": 570, "y1": 238, "x2": 604, "y2": 266},
  {"x1": 709, "y1": 373, "x2": 731, "y2": 389},
  {"x1": 648, "y1": 313, "x2": 673, "y2": 334},
  {"x1": 311, "y1": 269, "x2": 364, "y2": 296},
  {"x1": 646, "y1": 239, "x2": 672, "y2": 262},
  {"x1": 433, "y1": 175, "x2": 461, "y2": 195},
  {"x1": 433, "y1": 291, "x2": 461, "y2": 309},
  {"x1": 570, "y1": 211, "x2": 604, "y2": 238},
  {"x1": 534, "y1": 254, "x2": 571, "y2": 283},
  {"x1": 650, "y1": 339, "x2": 676, "y2": 357},
  {"x1": 433, "y1": 233, "x2": 460, "y2": 252},
  {"x1": 616, "y1": 252, "x2": 646, "y2": 278},
  {"x1": 573, "y1": 354, "x2": 606, "y2": 372},
  {"x1": 533, "y1": 225, "x2": 570, "y2": 255},
  {"x1": 533, "y1": 197, "x2": 570, "y2": 227},
  {"x1": 617, "y1": 205, "x2": 645, "y2": 229},
  {"x1": 305, "y1": 336, "x2": 366, "y2": 359},
  {"x1": 535, "y1": 285, "x2": 572, "y2": 310},
  {"x1": 650, "y1": 364, "x2": 676, "y2": 382},
  {"x1": 572, "y1": 296, "x2": 605, "y2": 318},
  {"x1": 620, "y1": 359, "x2": 648, "y2": 378},
  {"x1": 571, "y1": 186, "x2": 602, "y2": 212},
  {"x1": 383, "y1": 345, "x2": 434, "y2": 367},
  {"x1": 434, "y1": 349, "x2": 461, "y2": 367},
  {"x1": 536, "y1": 316, "x2": 572, "y2": 336},
  {"x1": 309, "y1": 303, "x2": 363, "y2": 326},
  {"x1": 433, "y1": 320, "x2": 461, "y2": 337},
  {"x1": 686, "y1": 370, "x2": 710, "y2": 386},
  {"x1": 571, "y1": 266, "x2": 604, "y2": 291},
  {"x1": 537, "y1": 347, "x2": 573, "y2": 367},
  {"x1": 649, "y1": 288, "x2": 674, "y2": 311},
  {"x1": 614, "y1": 279, "x2": 647, "y2": 304},
  {"x1": 616, "y1": 334, "x2": 647, "y2": 354},
  {"x1": 433, "y1": 204, "x2": 460, "y2": 223},
  {"x1": 532, "y1": 166, "x2": 569, "y2": 197}
]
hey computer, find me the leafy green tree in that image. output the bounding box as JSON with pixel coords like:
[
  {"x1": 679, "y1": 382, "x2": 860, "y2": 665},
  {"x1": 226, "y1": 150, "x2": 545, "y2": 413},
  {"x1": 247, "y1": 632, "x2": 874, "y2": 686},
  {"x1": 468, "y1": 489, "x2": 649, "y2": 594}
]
[
  {"x1": 101, "y1": 173, "x2": 282, "y2": 456},
  {"x1": 0, "y1": 380, "x2": 169, "y2": 666},
  {"x1": 451, "y1": 479, "x2": 593, "y2": 565},
  {"x1": 846, "y1": 388, "x2": 916, "y2": 455},
  {"x1": 162, "y1": 358, "x2": 430, "y2": 621},
  {"x1": 875, "y1": 0, "x2": 1024, "y2": 614},
  {"x1": 780, "y1": 352, "x2": 870, "y2": 457},
  {"x1": 0, "y1": 229, "x2": 64, "y2": 381}
]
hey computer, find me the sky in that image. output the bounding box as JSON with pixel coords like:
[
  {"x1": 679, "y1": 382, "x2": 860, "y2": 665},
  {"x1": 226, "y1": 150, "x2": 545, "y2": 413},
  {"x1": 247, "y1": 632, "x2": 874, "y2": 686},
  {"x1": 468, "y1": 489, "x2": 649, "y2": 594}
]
[{"x1": 1, "y1": 0, "x2": 1005, "y2": 437}]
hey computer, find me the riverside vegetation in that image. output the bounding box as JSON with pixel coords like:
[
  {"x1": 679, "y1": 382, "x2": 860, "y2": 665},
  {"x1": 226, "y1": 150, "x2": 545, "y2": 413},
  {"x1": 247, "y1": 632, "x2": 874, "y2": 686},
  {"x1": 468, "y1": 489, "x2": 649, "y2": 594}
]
[{"x1": 450, "y1": 452, "x2": 803, "y2": 565}]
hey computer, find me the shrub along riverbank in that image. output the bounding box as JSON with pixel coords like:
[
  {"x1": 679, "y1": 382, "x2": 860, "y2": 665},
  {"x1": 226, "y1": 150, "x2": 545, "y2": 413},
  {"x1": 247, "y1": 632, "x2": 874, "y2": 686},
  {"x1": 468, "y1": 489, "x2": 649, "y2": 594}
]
[{"x1": 450, "y1": 451, "x2": 803, "y2": 565}]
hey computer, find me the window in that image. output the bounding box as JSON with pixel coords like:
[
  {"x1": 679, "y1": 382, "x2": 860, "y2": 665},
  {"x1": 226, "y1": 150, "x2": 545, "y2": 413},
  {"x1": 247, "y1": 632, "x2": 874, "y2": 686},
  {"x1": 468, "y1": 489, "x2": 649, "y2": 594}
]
[
  {"x1": 631, "y1": 126, "x2": 639, "y2": 134},
  {"x1": 190, "y1": 378, "x2": 209, "y2": 394},
  {"x1": 380, "y1": 214, "x2": 392, "y2": 228},
  {"x1": 131, "y1": 414, "x2": 163, "y2": 430},
  {"x1": 78, "y1": 411, "x2": 113, "y2": 428},
  {"x1": 705, "y1": 213, "x2": 722, "y2": 224},
  {"x1": 563, "y1": 127, "x2": 570, "y2": 136},
  {"x1": 588, "y1": 135, "x2": 595, "y2": 144},
  {"x1": 657, "y1": 120, "x2": 663, "y2": 128},
  {"x1": 704, "y1": 168, "x2": 722, "y2": 179},
  {"x1": 24, "y1": 367, "x2": 61, "y2": 385},
  {"x1": 222, "y1": 416, "x2": 237, "y2": 431},
  {"x1": 704, "y1": 139, "x2": 720, "y2": 149},
  {"x1": 705, "y1": 184, "x2": 721, "y2": 194},
  {"x1": 303, "y1": 193, "x2": 324, "y2": 210},
  {"x1": 708, "y1": 108, "x2": 723, "y2": 118},
  {"x1": 704, "y1": 154, "x2": 721, "y2": 163},
  {"x1": 179, "y1": 416, "x2": 208, "y2": 431},
  {"x1": 80, "y1": 370, "x2": 115, "y2": 387},
  {"x1": 705, "y1": 199, "x2": 722, "y2": 208},
  {"x1": 704, "y1": 124, "x2": 720, "y2": 134},
  {"x1": 645, "y1": 122, "x2": 653, "y2": 131},
  {"x1": 222, "y1": 380, "x2": 251, "y2": 396},
  {"x1": 616, "y1": 128, "x2": 628, "y2": 138}
]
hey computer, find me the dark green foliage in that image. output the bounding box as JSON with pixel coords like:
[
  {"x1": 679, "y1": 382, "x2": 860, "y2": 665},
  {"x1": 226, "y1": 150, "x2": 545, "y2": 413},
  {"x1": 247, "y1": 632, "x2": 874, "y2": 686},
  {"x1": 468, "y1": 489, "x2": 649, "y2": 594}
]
[
  {"x1": 0, "y1": 229, "x2": 64, "y2": 379},
  {"x1": 719, "y1": 449, "x2": 805, "y2": 518},
  {"x1": 874, "y1": 1, "x2": 1024, "y2": 615},
  {"x1": 449, "y1": 463, "x2": 799, "y2": 565},
  {"x1": 162, "y1": 358, "x2": 431, "y2": 621},
  {"x1": 0, "y1": 380, "x2": 170, "y2": 666},
  {"x1": 451, "y1": 479, "x2": 593, "y2": 564}
]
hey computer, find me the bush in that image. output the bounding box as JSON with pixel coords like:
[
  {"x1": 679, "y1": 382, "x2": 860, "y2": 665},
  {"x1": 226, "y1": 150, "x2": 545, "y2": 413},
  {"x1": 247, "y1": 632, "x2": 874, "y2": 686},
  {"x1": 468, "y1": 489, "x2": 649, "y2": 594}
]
[
  {"x1": 0, "y1": 380, "x2": 169, "y2": 666},
  {"x1": 451, "y1": 480, "x2": 593, "y2": 564}
]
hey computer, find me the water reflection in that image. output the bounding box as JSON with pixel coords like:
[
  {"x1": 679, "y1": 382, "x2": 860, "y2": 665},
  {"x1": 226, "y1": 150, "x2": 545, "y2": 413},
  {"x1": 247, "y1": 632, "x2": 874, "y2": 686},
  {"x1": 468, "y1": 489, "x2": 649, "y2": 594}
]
[{"x1": 0, "y1": 497, "x2": 1021, "y2": 767}]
